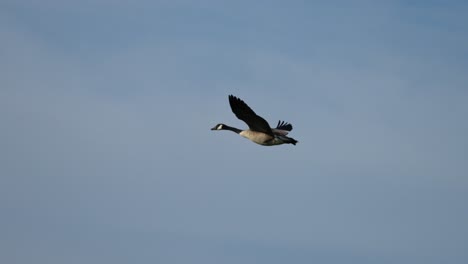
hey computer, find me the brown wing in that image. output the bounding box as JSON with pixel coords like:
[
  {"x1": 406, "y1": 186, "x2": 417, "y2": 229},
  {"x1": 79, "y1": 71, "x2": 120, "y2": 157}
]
[{"x1": 228, "y1": 95, "x2": 273, "y2": 136}]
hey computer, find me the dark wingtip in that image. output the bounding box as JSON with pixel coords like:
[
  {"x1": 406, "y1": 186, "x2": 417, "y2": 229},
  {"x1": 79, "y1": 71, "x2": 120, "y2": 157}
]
[
  {"x1": 228, "y1": 94, "x2": 238, "y2": 106},
  {"x1": 276, "y1": 120, "x2": 293, "y2": 131}
]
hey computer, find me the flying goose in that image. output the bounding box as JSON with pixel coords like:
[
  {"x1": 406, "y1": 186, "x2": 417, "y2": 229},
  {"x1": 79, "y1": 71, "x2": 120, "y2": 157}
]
[{"x1": 211, "y1": 95, "x2": 298, "y2": 146}]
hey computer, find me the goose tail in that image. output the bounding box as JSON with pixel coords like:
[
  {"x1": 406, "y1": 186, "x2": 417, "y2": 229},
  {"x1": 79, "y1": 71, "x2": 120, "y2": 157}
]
[{"x1": 277, "y1": 135, "x2": 298, "y2": 145}]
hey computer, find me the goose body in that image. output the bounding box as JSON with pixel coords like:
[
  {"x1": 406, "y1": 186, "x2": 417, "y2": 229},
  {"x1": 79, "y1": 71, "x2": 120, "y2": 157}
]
[{"x1": 211, "y1": 95, "x2": 298, "y2": 146}]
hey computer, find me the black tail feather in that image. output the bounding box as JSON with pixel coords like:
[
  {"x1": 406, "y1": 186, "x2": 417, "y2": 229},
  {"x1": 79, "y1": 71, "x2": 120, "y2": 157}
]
[
  {"x1": 277, "y1": 135, "x2": 298, "y2": 145},
  {"x1": 289, "y1": 137, "x2": 298, "y2": 145}
]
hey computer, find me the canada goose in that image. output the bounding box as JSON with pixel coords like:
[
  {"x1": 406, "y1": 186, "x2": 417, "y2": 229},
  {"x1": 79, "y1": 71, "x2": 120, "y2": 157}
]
[{"x1": 211, "y1": 95, "x2": 298, "y2": 146}]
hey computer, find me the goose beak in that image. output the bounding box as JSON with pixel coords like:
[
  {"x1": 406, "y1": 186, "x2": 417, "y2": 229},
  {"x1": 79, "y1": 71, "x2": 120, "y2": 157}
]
[{"x1": 210, "y1": 126, "x2": 217, "y2": 130}]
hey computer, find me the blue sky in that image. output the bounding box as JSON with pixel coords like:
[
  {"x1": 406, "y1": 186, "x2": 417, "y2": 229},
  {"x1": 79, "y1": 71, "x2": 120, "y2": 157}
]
[{"x1": 1, "y1": 1, "x2": 468, "y2": 263}]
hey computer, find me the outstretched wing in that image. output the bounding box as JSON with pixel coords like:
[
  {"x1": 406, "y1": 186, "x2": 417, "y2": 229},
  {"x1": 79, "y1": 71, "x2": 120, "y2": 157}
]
[
  {"x1": 228, "y1": 95, "x2": 273, "y2": 135},
  {"x1": 276, "y1": 120, "x2": 293, "y2": 131}
]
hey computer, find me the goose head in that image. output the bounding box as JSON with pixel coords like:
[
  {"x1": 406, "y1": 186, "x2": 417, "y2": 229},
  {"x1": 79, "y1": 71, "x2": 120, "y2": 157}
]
[{"x1": 211, "y1": 123, "x2": 226, "y2": 130}]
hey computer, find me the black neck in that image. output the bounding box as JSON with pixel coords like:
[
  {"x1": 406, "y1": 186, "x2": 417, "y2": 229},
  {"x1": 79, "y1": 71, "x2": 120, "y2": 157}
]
[{"x1": 223, "y1": 125, "x2": 242, "y2": 134}]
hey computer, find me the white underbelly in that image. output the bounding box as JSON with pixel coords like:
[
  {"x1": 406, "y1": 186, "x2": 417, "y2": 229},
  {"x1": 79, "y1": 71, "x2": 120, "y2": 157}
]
[{"x1": 240, "y1": 130, "x2": 275, "y2": 145}]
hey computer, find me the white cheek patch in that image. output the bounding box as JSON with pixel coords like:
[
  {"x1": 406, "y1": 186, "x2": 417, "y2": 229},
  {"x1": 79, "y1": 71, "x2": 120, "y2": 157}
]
[{"x1": 217, "y1": 125, "x2": 223, "y2": 130}]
